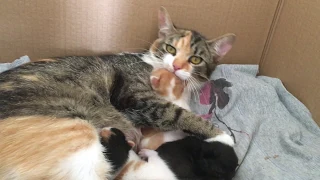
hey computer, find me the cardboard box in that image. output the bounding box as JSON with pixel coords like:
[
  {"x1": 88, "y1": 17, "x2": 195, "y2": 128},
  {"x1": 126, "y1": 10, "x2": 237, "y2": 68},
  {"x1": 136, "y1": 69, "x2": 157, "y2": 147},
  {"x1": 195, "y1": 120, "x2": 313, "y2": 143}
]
[{"x1": 0, "y1": 0, "x2": 319, "y2": 125}]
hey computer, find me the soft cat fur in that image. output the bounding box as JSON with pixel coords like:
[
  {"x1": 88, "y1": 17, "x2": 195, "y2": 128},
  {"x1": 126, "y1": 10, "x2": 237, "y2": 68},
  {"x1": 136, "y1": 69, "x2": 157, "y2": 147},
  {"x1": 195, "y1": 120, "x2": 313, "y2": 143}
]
[
  {"x1": 0, "y1": 7, "x2": 235, "y2": 179},
  {"x1": 102, "y1": 127, "x2": 238, "y2": 180}
]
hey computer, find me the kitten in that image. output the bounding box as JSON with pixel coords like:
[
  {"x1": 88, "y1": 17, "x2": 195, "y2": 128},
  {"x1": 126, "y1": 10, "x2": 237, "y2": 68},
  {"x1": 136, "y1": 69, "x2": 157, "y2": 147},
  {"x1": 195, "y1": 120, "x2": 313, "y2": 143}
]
[
  {"x1": 103, "y1": 127, "x2": 238, "y2": 180},
  {"x1": 99, "y1": 127, "x2": 135, "y2": 179},
  {"x1": 101, "y1": 127, "x2": 178, "y2": 180},
  {"x1": 140, "y1": 69, "x2": 234, "y2": 150},
  {"x1": 153, "y1": 136, "x2": 238, "y2": 180},
  {"x1": 150, "y1": 68, "x2": 191, "y2": 111},
  {"x1": 0, "y1": 7, "x2": 235, "y2": 179},
  {"x1": 140, "y1": 68, "x2": 189, "y2": 150}
]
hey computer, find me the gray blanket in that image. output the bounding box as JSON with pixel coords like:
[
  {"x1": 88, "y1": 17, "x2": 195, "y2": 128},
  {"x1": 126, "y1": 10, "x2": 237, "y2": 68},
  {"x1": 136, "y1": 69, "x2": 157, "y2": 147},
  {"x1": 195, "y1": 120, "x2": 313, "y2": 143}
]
[
  {"x1": 2, "y1": 57, "x2": 319, "y2": 179},
  {"x1": 190, "y1": 64, "x2": 320, "y2": 180}
]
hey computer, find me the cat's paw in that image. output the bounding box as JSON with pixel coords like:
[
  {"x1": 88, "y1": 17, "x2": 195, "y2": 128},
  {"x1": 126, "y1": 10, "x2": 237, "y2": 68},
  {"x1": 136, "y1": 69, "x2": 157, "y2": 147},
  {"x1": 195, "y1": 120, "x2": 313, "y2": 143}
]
[
  {"x1": 138, "y1": 149, "x2": 158, "y2": 159},
  {"x1": 206, "y1": 131, "x2": 235, "y2": 146}
]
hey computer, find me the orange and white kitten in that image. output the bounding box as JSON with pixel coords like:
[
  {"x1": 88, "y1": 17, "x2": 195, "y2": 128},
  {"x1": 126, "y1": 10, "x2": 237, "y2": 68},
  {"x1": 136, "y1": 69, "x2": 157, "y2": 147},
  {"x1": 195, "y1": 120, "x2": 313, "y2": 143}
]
[
  {"x1": 139, "y1": 69, "x2": 189, "y2": 150},
  {"x1": 150, "y1": 68, "x2": 191, "y2": 111}
]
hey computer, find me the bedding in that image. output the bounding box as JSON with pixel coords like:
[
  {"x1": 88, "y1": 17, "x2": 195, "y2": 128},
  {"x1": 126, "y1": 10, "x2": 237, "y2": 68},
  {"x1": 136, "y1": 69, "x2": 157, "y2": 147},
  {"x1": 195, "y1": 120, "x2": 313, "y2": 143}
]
[
  {"x1": 1, "y1": 56, "x2": 319, "y2": 179},
  {"x1": 190, "y1": 64, "x2": 320, "y2": 179}
]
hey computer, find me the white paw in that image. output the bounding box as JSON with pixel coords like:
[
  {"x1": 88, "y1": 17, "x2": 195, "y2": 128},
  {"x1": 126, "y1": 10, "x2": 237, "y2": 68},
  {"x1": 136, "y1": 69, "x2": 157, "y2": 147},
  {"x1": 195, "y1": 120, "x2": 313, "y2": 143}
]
[
  {"x1": 138, "y1": 149, "x2": 157, "y2": 159},
  {"x1": 206, "y1": 132, "x2": 235, "y2": 146}
]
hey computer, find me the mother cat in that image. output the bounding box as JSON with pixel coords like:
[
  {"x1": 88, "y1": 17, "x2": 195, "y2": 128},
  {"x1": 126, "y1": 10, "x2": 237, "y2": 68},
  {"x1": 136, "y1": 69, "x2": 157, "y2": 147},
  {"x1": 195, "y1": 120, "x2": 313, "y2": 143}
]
[{"x1": 0, "y1": 7, "x2": 236, "y2": 180}]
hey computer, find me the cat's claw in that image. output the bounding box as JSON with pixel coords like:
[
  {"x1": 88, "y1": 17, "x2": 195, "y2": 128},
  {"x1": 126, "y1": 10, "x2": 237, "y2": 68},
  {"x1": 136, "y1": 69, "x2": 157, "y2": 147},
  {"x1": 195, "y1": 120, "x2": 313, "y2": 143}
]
[{"x1": 138, "y1": 149, "x2": 157, "y2": 159}]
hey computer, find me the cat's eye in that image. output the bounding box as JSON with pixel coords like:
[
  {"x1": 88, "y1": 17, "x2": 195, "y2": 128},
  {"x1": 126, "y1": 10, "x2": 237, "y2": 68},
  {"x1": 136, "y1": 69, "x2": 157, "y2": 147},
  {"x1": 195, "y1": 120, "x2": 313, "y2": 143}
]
[
  {"x1": 165, "y1": 44, "x2": 176, "y2": 55},
  {"x1": 189, "y1": 56, "x2": 203, "y2": 65}
]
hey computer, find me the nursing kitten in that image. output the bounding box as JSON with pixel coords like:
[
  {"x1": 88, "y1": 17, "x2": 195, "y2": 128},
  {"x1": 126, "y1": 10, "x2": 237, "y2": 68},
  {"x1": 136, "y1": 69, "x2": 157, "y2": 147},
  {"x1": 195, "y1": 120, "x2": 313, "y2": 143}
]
[
  {"x1": 103, "y1": 127, "x2": 238, "y2": 180},
  {"x1": 150, "y1": 68, "x2": 191, "y2": 111},
  {"x1": 0, "y1": 7, "x2": 235, "y2": 179},
  {"x1": 140, "y1": 68, "x2": 234, "y2": 150},
  {"x1": 99, "y1": 127, "x2": 135, "y2": 179},
  {"x1": 140, "y1": 68, "x2": 189, "y2": 150}
]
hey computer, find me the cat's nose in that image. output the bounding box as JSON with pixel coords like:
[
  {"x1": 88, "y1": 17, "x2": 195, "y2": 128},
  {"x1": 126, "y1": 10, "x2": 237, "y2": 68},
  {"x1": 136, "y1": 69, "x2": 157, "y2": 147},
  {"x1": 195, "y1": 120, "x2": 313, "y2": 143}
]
[{"x1": 173, "y1": 65, "x2": 181, "y2": 71}]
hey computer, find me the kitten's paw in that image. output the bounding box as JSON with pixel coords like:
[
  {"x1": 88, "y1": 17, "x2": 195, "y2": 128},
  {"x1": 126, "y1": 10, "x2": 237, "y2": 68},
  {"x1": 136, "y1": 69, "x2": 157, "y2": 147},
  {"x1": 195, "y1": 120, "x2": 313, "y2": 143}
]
[
  {"x1": 138, "y1": 149, "x2": 158, "y2": 159},
  {"x1": 206, "y1": 132, "x2": 235, "y2": 146}
]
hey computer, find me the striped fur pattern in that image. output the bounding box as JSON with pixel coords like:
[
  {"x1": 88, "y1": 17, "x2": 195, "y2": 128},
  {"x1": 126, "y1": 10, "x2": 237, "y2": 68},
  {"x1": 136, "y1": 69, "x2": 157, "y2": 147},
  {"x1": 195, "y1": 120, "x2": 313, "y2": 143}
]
[{"x1": 0, "y1": 7, "x2": 235, "y2": 179}]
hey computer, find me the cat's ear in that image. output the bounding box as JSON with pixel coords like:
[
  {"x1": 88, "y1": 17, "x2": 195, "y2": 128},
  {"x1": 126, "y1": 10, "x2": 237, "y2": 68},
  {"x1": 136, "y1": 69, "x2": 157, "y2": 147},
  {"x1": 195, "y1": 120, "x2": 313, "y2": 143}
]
[
  {"x1": 158, "y1": 7, "x2": 177, "y2": 38},
  {"x1": 206, "y1": 33, "x2": 236, "y2": 62}
]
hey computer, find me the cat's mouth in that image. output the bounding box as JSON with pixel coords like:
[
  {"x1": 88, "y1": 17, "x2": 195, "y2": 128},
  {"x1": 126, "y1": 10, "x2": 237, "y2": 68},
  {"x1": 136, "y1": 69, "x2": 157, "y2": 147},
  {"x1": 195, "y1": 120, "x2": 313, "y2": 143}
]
[{"x1": 174, "y1": 70, "x2": 190, "y2": 81}]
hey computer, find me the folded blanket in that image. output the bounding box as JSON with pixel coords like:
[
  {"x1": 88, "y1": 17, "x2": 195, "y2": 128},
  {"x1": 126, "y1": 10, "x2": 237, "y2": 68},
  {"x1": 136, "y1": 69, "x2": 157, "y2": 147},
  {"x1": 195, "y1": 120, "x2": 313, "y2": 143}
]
[
  {"x1": 190, "y1": 65, "x2": 320, "y2": 180},
  {"x1": 0, "y1": 55, "x2": 30, "y2": 73}
]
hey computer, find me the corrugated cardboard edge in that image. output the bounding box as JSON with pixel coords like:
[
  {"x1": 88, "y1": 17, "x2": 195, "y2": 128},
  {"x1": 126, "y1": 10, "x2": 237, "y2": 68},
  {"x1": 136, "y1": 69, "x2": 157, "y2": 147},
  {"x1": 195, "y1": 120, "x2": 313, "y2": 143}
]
[{"x1": 259, "y1": 0, "x2": 284, "y2": 71}]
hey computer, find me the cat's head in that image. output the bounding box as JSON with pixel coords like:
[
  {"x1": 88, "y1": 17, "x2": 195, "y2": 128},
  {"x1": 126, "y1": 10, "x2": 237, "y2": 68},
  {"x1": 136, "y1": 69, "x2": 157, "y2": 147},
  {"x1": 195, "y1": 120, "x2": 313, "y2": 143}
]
[{"x1": 148, "y1": 7, "x2": 236, "y2": 85}]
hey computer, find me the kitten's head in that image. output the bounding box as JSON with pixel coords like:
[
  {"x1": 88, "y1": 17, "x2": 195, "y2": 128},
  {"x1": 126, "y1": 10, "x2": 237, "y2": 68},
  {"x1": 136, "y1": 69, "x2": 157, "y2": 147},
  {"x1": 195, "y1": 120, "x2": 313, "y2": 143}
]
[
  {"x1": 150, "y1": 68, "x2": 185, "y2": 100},
  {"x1": 148, "y1": 7, "x2": 236, "y2": 84},
  {"x1": 100, "y1": 127, "x2": 135, "y2": 173}
]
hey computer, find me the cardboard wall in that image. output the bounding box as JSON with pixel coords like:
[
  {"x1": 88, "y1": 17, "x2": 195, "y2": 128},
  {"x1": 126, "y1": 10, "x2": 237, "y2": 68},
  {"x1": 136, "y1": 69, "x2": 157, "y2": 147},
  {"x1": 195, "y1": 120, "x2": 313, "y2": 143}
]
[
  {"x1": 261, "y1": 0, "x2": 320, "y2": 125},
  {"x1": 0, "y1": 0, "x2": 279, "y2": 64}
]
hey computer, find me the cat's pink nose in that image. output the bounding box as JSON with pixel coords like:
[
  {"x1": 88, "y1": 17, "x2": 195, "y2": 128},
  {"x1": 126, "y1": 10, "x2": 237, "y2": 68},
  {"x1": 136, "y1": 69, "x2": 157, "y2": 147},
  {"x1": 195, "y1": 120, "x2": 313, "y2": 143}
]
[{"x1": 173, "y1": 65, "x2": 181, "y2": 71}]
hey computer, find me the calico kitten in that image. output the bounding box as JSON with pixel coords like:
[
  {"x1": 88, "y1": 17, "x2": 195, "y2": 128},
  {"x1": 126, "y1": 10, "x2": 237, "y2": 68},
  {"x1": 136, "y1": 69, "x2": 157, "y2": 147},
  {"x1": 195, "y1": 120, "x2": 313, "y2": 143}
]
[
  {"x1": 100, "y1": 127, "x2": 135, "y2": 178},
  {"x1": 0, "y1": 7, "x2": 235, "y2": 179},
  {"x1": 103, "y1": 127, "x2": 238, "y2": 180},
  {"x1": 150, "y1": 68, "x2": 190, "y2": 110},
  {"x1": 140, "y1": 68, "x2": 189, "y2": 150}
]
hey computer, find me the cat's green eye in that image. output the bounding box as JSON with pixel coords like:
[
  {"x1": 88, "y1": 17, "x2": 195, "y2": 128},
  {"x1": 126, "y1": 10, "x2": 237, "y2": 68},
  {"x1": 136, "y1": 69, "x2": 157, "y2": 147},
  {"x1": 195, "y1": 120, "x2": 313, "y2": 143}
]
[
  {"x1": 189, "y1": 56, "x2": 203, "y2": 65},
  {"x1": 165, "y1": 44, "x2": 176, "y2": 55}
]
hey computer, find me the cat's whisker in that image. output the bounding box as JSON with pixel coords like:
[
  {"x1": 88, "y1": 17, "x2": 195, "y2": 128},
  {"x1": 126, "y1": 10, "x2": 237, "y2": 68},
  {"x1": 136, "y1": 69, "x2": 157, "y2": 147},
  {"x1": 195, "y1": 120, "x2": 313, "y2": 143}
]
[
  {"x1": 191, "y1": 72, "x2": 210, "y2": 81},
  {"x1": 192, "y1": 79, "x2": 200, "y2": 102},
  {"x1": 187, "y1": 78, "x2": 198, "y2": 102},
  {"x1": 188, "y1": 77, "x2": 201, "y2": 102}
]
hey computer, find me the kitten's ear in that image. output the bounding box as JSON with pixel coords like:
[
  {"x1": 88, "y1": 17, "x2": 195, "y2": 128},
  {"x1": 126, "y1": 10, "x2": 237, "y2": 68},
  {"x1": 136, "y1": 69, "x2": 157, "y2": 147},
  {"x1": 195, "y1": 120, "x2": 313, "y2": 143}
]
[
  {"x1": 127, "y1": 140, "x2": 135, "y2": 149},
  {"x1": 206, "y1": 33, "x2": 236, "y2": 62},
  {"x1": 158, "y1": 7, "x2": 177, "y2": 38}
]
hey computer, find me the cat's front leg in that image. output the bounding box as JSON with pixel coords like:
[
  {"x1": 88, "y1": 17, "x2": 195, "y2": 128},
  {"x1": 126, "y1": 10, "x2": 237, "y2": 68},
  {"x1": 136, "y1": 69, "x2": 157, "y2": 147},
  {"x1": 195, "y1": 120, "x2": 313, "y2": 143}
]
[{"x1": 125, "y1": 97, "x2": 233, "y2": 144}]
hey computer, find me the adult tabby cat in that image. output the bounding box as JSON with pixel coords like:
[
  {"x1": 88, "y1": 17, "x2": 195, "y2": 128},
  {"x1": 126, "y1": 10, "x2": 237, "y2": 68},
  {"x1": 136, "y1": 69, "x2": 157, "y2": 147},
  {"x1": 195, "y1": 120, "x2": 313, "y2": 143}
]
[{"x1": 0, "y1": 7, "x2": 235, "y2": 179}]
